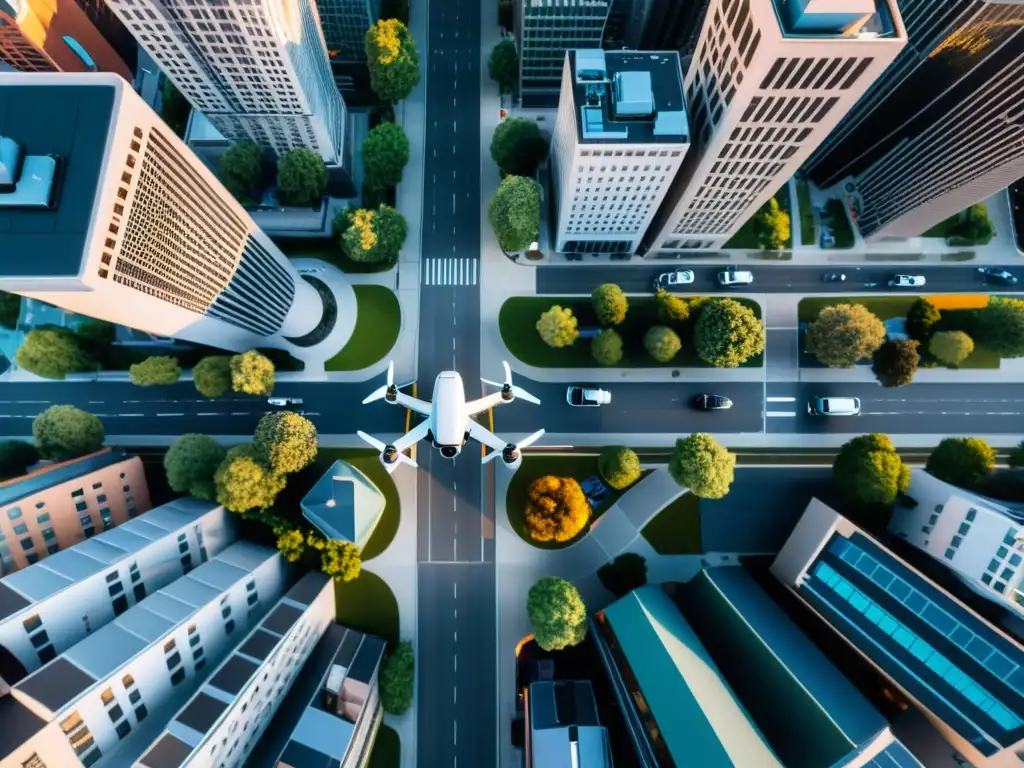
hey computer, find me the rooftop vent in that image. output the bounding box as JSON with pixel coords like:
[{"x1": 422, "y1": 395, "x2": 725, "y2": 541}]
[
  {"x1": 574, "y1": 49, "x2": 607, "y2": 82},
  {"x1": 0, "y1": 136, "x2": 58, "y2": 210},
  {"x1": 613, "y1": 71, "x2": 654, "y2": 117}
]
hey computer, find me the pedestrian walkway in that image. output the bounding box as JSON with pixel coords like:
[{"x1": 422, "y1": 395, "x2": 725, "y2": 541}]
[{"x1": 422, "y1": 257, "x2": 478, "y2": 285}]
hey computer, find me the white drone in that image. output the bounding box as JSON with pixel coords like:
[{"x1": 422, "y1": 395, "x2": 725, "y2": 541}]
[{"x1": 357, "y1": 361, "x2": 544, "y2": 473}]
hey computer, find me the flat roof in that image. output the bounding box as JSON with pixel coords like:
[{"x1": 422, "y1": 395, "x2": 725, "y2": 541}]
[
  {"x1": 175, "y1": 691, "x2": 229, "y2": 734},
  {"x1": 346, "y1": 634, "x2": 385, "y2": 683},
  {"x1": 138, "y1": 733, "x2": 195, "y2": 768},
  {"x1": 239, "y1": 628, "x2": 281, "y2": 661},
  {"x1": 0, "y1": 77, "x2": 116, "y2": 278},
  {"x1": 529, "y1": 681, "x2": 611, "y2": 768},
  {"x1": 263, "y1": 603, "x2": 303, "y2": 636},
  {"x1": 15, "y1": 656, "x2": 96, "y2": 713},
  {"x1": 0, "y1": 691, "x2": 48, "y2": 759},
  {"x1": 208, "y1": 654, "x2": 259, "y2": 697},
  {"x1": 772, "y1": 0, "x2": 899, "y2": 38},
  {"x1": 284, "y1": 570, "x2": 331, "y2": 607},
  {"x1": 301, "y1": 461, "x2": 385, "y2": 546},
  {"x1": 0, "y1": 449, "x2": 125, "y2": 508}
]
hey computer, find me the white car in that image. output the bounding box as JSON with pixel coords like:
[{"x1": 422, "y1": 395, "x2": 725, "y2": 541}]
[
  {"x1": 267, "y1": 397, "x2": 304, "y2": 406},
  {"x1": 718, "y1": 269, "x2": 754, "y2": 286},
  {"x1": 653, "y1": 270, "x2": 694, "y2": 291},
  {"x1": 888, "y1": 274, "x2": 926, "y2": 288},
  {"x1": 566, "y1": 387, "x2": 611, "y2": 406},
  {"x1": 807, "y1": 397, "x2": 861, "y2": 416}
]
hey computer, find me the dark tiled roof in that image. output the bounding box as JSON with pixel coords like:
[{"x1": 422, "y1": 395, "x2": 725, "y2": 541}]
[
  {"x1": 16, "y1": 657, "x2": 95, "y2": 712},
  {"x1": 279, "y1": 739, "x2": 339, "y2": 768},
  {"x1": 263, "y1": 603, "x2": 303, "y2": 636},
  {"x1": 347, "y1": 635, "x2": 385, "y2": 683},
  {"x1": 0, "y1": 581, "x2": 31, "y2": 622},
  {"x1": 284, "y1": 571, "x2": 330, "y2": 607},
  {"x1": 333, "y1": 627, "x2": 363, "y2": 669},
  {"x1": 138, "y1": 732, "x2": 194, "y2": 768},
  {"x1": 0, "y1": 694, "x2": 47, "y2": 759},
  {"x1": 175, "y1": 691, "x2": 228, "y2": 735},
  {"x1": 209, "y1": 655, "x2": 259, "y2": 696},
  {"x1": 239, "y1": 628, "x2": 282, "y2": 662}
]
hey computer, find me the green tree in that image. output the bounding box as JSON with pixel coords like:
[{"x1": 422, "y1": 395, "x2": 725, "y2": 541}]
[
  {"x1": 833, "y1": 433, "x2": 910, "y2": 506},
  {"x1": 319, "y1": 539, "x2": 362, "y2": 582},
  {"x1": 527, "y1": 576, "x2": 588, "y2": 651},
  {"x1": 362, "y1": 122, "x2": 410, "y2": 190},
  {"x1": 33, "y1": 405, "x2": 104, "y2": 461},
  {"x1": 906, "y1": 297, "x2": 941, "y2": 343},
  {"x1": 253, "y1": 411, "x2": 318, "y2": 475},
  {"x1": 524, "y1": 475, "x2": 590, "y2": 543},
  {"x1": 230, "y1": 350, "x2": 275, "y2": 395},
  {"x1": 927, "y1": 437, "x2": 996, "y2": 489},
  {"x1": 339, "y1": 205, "x2": 408, "y2": 263},
  {"x1": 598, "y1": 446, "x2": 642, "y2": 490},
  {"x1": 805, "y1": 303, "x2": 886, "y2": 368},
  {"x1": 75, "y1": 319, "x2": 115, "y2": 345},
  {"x1": 488, "y1": 175, "x2": 541, "y2": 252},
  {"x1": 365, "y1": 19, "x2": 421, "y2": 102},
  {"x1": 0, "y1": 440, "x2": 39, "y2": 481},
  {"x1": 380, "y1": 640, "x2": 415, "y2": 715},
  {"x1": 872, "y1": 339, "x2": 919, "y2": 388},
  {"x1": 693, "y1": 298, "x2": 765, "y2": 367},
  {"x1": 1010, "y1": 440, "x2": 1024, "y2": 469},
  {"x1": 597, "y1": 553, "x2": 647, "y2": 599},
  {"x1": 488, "y1": 39, "x2": 518, "y2": 94},
  {"x1": 214, "y1": 452, "x2": 286, "y2": 513},
  {"x1": 16, "y1": 327, "x2": 96, "y2": 380},
  {"x1": 193, "y1": 356, "x2": 233, "y2": 398},
  {"x1": 164, "y1": 434, "x2": 225, "y2": 500},
  {"x1": 655, "y1": 289, "x2": 689, "y2": 327},
  {"x1": 490, "y1": 118, "x2": 549, "y2": 177},
  {"x1": 276, "y1": 148, "x2": 327, "y2": 207},
  {"x1": 975, "y1": 297, "x2": 1024, "y2": 358},
  {"x1": 591, "y1": 328, "x2": 623, "y2": 366},
  {"x1": 536, "y1": 305, "x2": 578, "y2": 348},
  {"x1": 129, "y1": 355, "x2": 182, "y2": 387},
  {"x1": 754, "y1": 197, "x2": 791, "y2": 250},
  {"x1": 952, "y1": 203, "x2": 995, "y2": 244},
  {"x1": 644, "y1": 325, "x2": 681, "y2": 363},
  {"x1": 668, "y1": 433, "x2": 736, "y2": 499},
  {"x1": 0, "y1": 291, "x2": 21, "y2": 330},
  {"x1": 930, "y1": 330, "x2": 975, "y2": 366},
  {"x1": 591, "y1": 284, "x2": 628, "y2": 327},
  {"x1": 218, "y1": 140, "x2": 262, "y2": 200}
]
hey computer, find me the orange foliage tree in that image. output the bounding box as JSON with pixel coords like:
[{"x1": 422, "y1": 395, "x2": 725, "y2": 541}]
[{"x1": 524, "y1": 475, "x2": 590, "y2": 543}]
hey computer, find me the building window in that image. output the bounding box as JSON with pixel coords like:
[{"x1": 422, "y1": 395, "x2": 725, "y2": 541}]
[
  {"x1": 166, "y1": 652, "x2": 181, "y2": 670},
  {"x1": 134, "y1": 584, "x2": 146, "y2": 601},
  {"x1": 21, "y1": 753, "x2": 46, "y2": 768},
  {"x1": 22, "y1": 614, "x2": 41, "y2": 633},
  {"x1": 20, "y1": 538, "x2": 33, "y2": 551},
  {"x1": 225, "y1": 619, "x2": 235, "y2": 635},
  {"x1": 12, "y1": 523, "x2": 27, "y2": 535},
  {"x1": 170, "y1": 667, "x2": 185, "y2": 686},
  {"x1": 107, "y1": 704, "x2": 123, "y2": 723},
  {"x1": 7, "y1": 507, "x2": 21, "y2": 520},
  {"x1": 115, "y1": 720, "x2": 131, "y2": 739},
  {"x1": 28, "y1": 630, "x2": 49, "y2": 648},
  {"x1": 135, "y1": 704, "x2": 147, "y2": 722},
  {"x1": 112, "y1": 595, "x2": 128, "y2": 615},
  {"x1": 25, "y1": 554, "x2": 38, "y2": 565},
  {"x1": 37, "y1": 645, "x2": 55, "y2": 664}
]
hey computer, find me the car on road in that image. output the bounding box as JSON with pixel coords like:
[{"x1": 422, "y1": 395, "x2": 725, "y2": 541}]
[
  {"x1": 267, "y1": 397, "x2": 303, "y2": 406},
  {"x1": 888, "y1": 274, "x2": 926, "y2": 288},
  {"x1": 718, "y1": 268, "x2": 754, "y2": 286},
  {"x1": 822, "y1": 272, "x2": 846, "y2": 282},
  {"x1": 653, "y1": 269, "x2": 694, "y2": 290},
  {"x1": 807, "y1": 396, "x2": 861, "y2": 416},
  {"x1": 693, "y1": 394, "x2": 733, "y2": 410},
  {"x1": 566, "y1": 387, "x2": 611, "y2": 406},
  {"x1": 978, "y1": 267, "x2": 1019, "y2": 285}
]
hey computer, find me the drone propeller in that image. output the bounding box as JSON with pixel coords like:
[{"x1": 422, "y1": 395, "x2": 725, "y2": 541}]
[
  {"x1": 357, "y1": 430, "x2": 418, "y2": 470},
  {"x1": 481, "y1": 360, "x2": 540, "y2": 405},
  {"x1": 362, "y1": 362, "x2": 415, "y2": 405},
  {"x1": 482, "y1": 429, "x2": 546, "y2": 464}
]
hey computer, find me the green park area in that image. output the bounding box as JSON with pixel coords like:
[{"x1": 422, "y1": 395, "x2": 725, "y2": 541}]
[
  {"x1": 822, "y1": 198, "x2": 855, "y2": 248},
  {"x1": 795, "y1": 179, "x2": 815, "y2": 246},
  {"x1": 369, "y1": 725, "x2": 401, "y2": 768},
  {"x1": 921, "y1": 203, "x2": 994, "y2": 245},
  {"x1": 723, "y1": 189, "x2": 792, "y2": 250},
  {"x1": 640, "y1": 492, "x2": 702, "y2": 555},
  {"x1": 325, "y1": 286, "x2": 401, "y2": 372},
  {"x1": 335, "y1": 570, "x2": 401, "y2": 650}
]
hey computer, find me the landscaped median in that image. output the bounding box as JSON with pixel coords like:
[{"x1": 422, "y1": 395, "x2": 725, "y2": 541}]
[
  {"x1": 324, "y1": 285, "x2": 401, "y2": 372},
  {"x1": 639, "y1": 492, "x2": 702, "y2": 554}
]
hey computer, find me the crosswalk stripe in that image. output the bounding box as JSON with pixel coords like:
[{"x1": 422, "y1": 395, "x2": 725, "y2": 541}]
[{"x1": 421, "y1": 258, "x2": 479, "y2": 285}]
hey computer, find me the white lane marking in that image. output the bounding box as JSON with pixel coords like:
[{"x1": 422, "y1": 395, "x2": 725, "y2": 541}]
[
  {"x1": 197, "y1": 412, "x2": 219, "y2": 416},
  {"x1": 156, "y1": 412, "x2": 184, "y2": 417},
  {"x1": 766, "y1": 411, "x2": 797, "y2": 418},
  {"x1": 453, "y1": 721, "x2": 457, "y2": 745},
  {"x1": 120, "y1": 413, "x2": 144, "y2": 417},
  {"x1": 766, "y1": 396, "x2": 796, "y2": 402}
]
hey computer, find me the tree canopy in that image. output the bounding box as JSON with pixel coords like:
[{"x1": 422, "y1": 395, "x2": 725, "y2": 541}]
[
  {"x1": 754, "y1": 197, "x2": 790, "y2": 250},
  {"x1": 214, "y1": 452, "x2": 286, "y2": 513},
  {"x1": 16, "y1": 327, "x2": 96, "y2": 380},
  {"x1": 129, "y1": 355, "x2": 182, "y2": 387},
  {"x1": 591, "y1": 284, "x2": 627, "y2": 327},
  {"x1": 193, "y1": 356, "x2": 233, "y2": 398},
  {"x1": 490, "y1": 117, "x2": 549, "y2": 177},
  {"x1": 33, "y1": 405, "x2": 104, "y2": 461},
  {"x1": 591, "y1": 328, "x2": 623, "y2": 366},
  {"x1": 975, "y1": 297, "x2": 1024, "y2": 358},
  {"x1": 906, "y1": 297, "x2": 940, "y2": 343},
  {"x1": 872, "y1": 339, "x2": 919, "y2": 388},
  {"x1": 927, "y1": 437, "x2": 996, "y2": 489},
  {"x1": 524, "y1": 475, "x2": 590, "y2": 543},
  {"x1": 598, "y1": 446, "x2": 642, "y2": 490},
  {"x1": 805, "y1": 303, "x2": 886, "y2": 368},
  {"x1": 380, "y1": 640, "x2": 415, "y2": 715},
  {"x1": 362, "y1": 122, "x2": 410, "y2": 191},
  {"x1": 949, "y1": 203, "x2": 995, "y2": 245},
  {"x1": 693, "y1": 298, "x2": 764, "y2": 367},
  {"x1": 307, "y1": 536, "x2": 361, "y2": 582},
  {"x1": 597, "y1": 553, "x2": 647, "y2": 599},
  {"x1": 833, "y1": 433, "x2": 910, "y2": 506},
  {"x1": 488, "y1": 39, "x2": 518, "y2": 94},
  {"x1": 164, "y1": 434, "x2": 226, "y2": 500},
  {"x1": 668, "y1": 433, "x2": 736, "y2": 499},
  {"x1": 218, "y1": 141, "x2": 262, "y2": 199},
  {"x1": 644, "y1": 325, "x2": 681, "y2": 363},
  {"x1": 0, "y1": 440, "x2": 39, "y2": 481},
  {"x1": 488, "y1": 175, "x2": 541, "y2": 252},
  {"x1": 276, "y1": 148, "x2": 327, "y2": 207},
  {"x1": 536, "y1": 305, "x2": 578, "y2": 348},
  {"x1": 253, "y1": 411, "x2": 318, "y2": 475},
  {"x1": 656, "y1": 289, "x2": 690, "y2": 327},
  {"x1": 338, "y1": 204, "x2": 408, "y2": 263},
  {"x1": 230, "y1": 350, "x2": 275, "y2": 395},
  {"x1": 527, "y1": 576, "x2": 588, "y2": 651},
  {"x1": 0, "y1": 291, "x2": 19, "y2": 330},
  {"x1": 365, "y1": 19, "x2": 421, "y2": 102},
  {"x1": 930, "y1": 330, "x2": 975, "y2": 366}
]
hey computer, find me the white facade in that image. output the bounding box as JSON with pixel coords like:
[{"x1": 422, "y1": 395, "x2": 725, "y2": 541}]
[
  {"x1": 644, "y1": 0, "x2": 906, "y2": 252},
  {"x1": 0, "y1": 499, "x2": 235, "y2": 691},
  {"x1": 0, "y1": 542, "x2": 287, "y2": 768},
  {"x1": 105, "y1": 0, "x2": 348, "y2": 166},
  {"x1": 549, "y1": 50, "x2": 689, "y2": 255}
]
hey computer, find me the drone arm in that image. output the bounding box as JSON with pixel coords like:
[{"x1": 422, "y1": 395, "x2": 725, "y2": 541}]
[
  {"x1": 465, "y1": 392, "x2": 506, "y2": 418},
  {"x1": 467, "y1": 419, "x2": 508, "y2": 454},
  {"x1": 394, "y1": 392, "x2": 433, "y2": 416},
  {"x1": 392, "y1": 420, "x2": 431, "y2": 454}
]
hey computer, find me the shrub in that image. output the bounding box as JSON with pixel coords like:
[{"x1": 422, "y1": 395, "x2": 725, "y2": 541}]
[
  {"x1": 230, "y1": 350, "x2": 275, "y2": 395},
  {"x1": 906, "y1": 298, "x2": 941, "y2": 343},
  {"x1": 668, "y1": 433, "x2": 735, "y2": 499},
  {"x1": 643, "y1": 325, "x2": 681, "y2": 363},
  {"x1": 253, "y1": 411, "x2": 318, "y2": 475},
  {"x1": 536, "y1": 305, "x2": 578, "y2": 348},
  {"x1": 164, "y1": 434, "x2": 226, "y2": 500},
  {"x1": 805, "y1": 303, "x2": 886, "y2": 367},
  {"x1": 872, "y1": 339, "x2": 919, "y2": 388},
  {"x1": 523, "y1": 475, "x2": 590, "y2": 542},
  {"x1": 591, "y1": 284, "x2": 628, "y2": 327},
  {"x1": 380, "y1": 640, "x2": 415, "y2": 714},
  {"x1": 927, "y1": 437, "x2": 996, "y2": 489},
  {"x1": 929, "y1": 330, "x2": 975, "y2": 366},
  {"x1": 591, "y1": 328, "x2": 623, "y2": 366},
  {"x1": 33, "y1": 405, "x2": 104, "y2": 461},
  {"x1": 527, "y1": 576, "x2": 587, "y2": 651},
  {"x1": 693, "y1": 298, "x2": 764, "y2": 367},
  {"x1": 598, "y1": 446, "x2": 642, "y2": 490},
  {"x1": 193, "y1": 356, "x2": 232, "y2": 398}
]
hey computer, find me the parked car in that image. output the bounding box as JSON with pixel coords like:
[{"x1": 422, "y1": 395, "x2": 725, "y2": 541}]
[
  {"x1": 888, "y1": 274, "x2": 926, "y2": 288},
  {"x1": 718, "y1": 268, "x2": 754, "y2": 286},
  {"x1": 580, "y1": 476, "x2": 610, "y2": 507},
  {"x1": 653, "y1": 269, "x2": 694, "y2": 291},
  {"x1": 267, "y1": 397, "x2": 303, "y2": 406},
  {"x1": 692, "y1": 394, "x2": 733, "y2": 410},
  {"x1": 822, "y1": 272, "x2": 846, "y2": 283},
  {"x1": 807, "y1": 397, "x2": 861, "y2": 416},
  {"x1": 978, "y1": 267, "x2": 1019, "y2": 285},
  {"x1": 566, "y1": 387, "x2": 611, "y2": 406}
]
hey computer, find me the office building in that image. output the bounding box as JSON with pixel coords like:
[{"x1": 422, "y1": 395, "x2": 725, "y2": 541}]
[
  {"x1": 137, "y1": 571, "x2": 335, "y2": 768},
  {"x1": 106, "y1": 0, "x2": 350, "y2": 171},
  {"x1": 773, "y1": 498, "x2": 1024, "y2": 767},
  {"x1": 804, "y1": 1, "x2": 1024, "y2": 239},
  {"x1": 319, "y1": 0, "x2": 378, "y2": 106},
  {"x1": 517, "y1": 0, "x2": 612, "y2": 108},
  {"x1": 0, "y1": 0, "x2": 133, "y2": 78},
  {"x1": 525, "y1": 680, "x2": 612, "y2": 768},
  {"x1": 301, "y1": 460, "x2": 386, "y2": 551},
  {"x1": 0, "y1": 449, "x2": 151, "y2": 575},
  {"x1": 0, "y1": 499, "x2": 235, "y2": 688},
  {"x1": 604, "y1": 0, "x2": 710, "y2": 59},
  {"x1": 642, "y1": 0, "x2": 906, "y2": 253},
  {"x1": 549, "y1": 49, "x2": 689, "y2": 256},
  {"x1": 0, "y1": 73, "x2": 354, "y2": 357},
  {"x1": 0, "y1": 541, "x2": 287, "y2": 768},
  {"x1": 70, "y1": 0, "x2": 137, "y2": 72}
]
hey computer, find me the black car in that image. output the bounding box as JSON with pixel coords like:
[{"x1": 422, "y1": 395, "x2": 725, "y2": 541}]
[
  {"x1": 978, "y1": 267, "x2": 1018, "y2": 285},
  {"x1": 693, "y1": 394, "x2": 733, "y2": 410}
]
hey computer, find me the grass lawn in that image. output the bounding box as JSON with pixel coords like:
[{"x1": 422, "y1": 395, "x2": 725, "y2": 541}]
[
  {"x1": 499, "y1": 296, "x2": 763, "y2": 369},
  {"x1": 640, "y1": 492, "x2": 702, "y2": 555},
  {"x1": 823, "y1": 199, "x2": 855, "y2": 248},
  {"x1": 922, "y1": 214, "x2": 961, "y2": 239},
  {"x1": 369, "y1": 725, "x2": 401, "y2": 768},
  {"x1": 325, "y1": 286, "x2": 401, "y2": 372},
  {"x1": 273, "y1": 236, "x2": 395, "y2": 274},
  {"x1": 334, "y1": 570, "x2": 400, "y2": 650},
  {"x1": 795, "y1": 179, "x2": 816, "y2": 246},
  {"x1": 723, "y1": 188, "x2": 793, "y2": 249}
]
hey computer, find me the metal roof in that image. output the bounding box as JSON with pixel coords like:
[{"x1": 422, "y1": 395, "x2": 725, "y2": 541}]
[
  {"x1": 14, "y1": 656, "x2": 96, "y2": 714},
  {"x1": 529, "y1": 681, "x2": 611, "y2": 768},
  {"x1": 0, "y1": 449, "x2": 126, "y2": 509},
  {"x1": 300, "y1": 460, "x2": 386, "y2": 546},
  {"x1": 0, "y1": 692, "x2": 48, "y2": 760}
]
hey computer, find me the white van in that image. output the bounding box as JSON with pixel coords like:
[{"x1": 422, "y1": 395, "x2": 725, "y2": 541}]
[{"x1": 807, "y1": 397, "x2": 861, "y2": 416}]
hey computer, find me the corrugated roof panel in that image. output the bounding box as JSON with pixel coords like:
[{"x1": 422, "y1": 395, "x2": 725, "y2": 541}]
[
  {"x1": 64, "y1": 624, "x2": 150, "y2": 680},
  {"x1": 214, "y1": 541, "x2": 279, "y2": 573},
  {"x1": 160, "y1": 574, "x2": 224, "y2": 610},
  {"x1": 133, "y1": 591, "x2": 196, "y2": 625},
  {"x1": 2, "y1": 564, "x2": 72, "y2": 602}
]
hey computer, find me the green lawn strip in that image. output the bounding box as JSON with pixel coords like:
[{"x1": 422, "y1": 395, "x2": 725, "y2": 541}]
[
  {"x1": 640, "y1": 492, "x2": 702, "y2": 555},
  {"x1": 499, "y1": 296, "x2": 763, "y2": 369},
  {"x1": 274, "y1": 236, "x2": 395, "y2": 274},
  {"x1": 334, "y1": 570, "x2": 400, "y2": 650},
  {"x1": 723, "y1": 188, "x2": 792, "y2": 250},
  {"x1": 325, "y1": 286, "x2": 401, "y2": 372},
  {"x1": 795, "y1": 179, "x2": 815, "y2": 246},
  {"x1": 922, "y1": 214, "x2": 960, "y2": 238},
  {"x1": 368, "y1": 725, "x2": 401, "y2": 768}
]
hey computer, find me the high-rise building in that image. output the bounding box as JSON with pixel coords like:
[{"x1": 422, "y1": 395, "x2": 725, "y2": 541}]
[
  {"x1": 69, "y1": 0, "x2": 137, "y2": 72},
  {"x1": 0, "y1": 449, "x2": 151, "y2": 575},
  {"x1": 524, "y1": 680, "x2": 612, "y2": 768},
  {"x1": 773, "y1": 498, "x2": 1024, "y2": 767},
  {"x1": 0, "y1": 73, "x2": 354, "y2": 357},
  {"x1": 803, "y1": 0, "x2": 1024, "y2": 239},
  {"x1": 642, "y1": 0, "x2": 906, "y2": 253},
  {"x1": 517, "y1": 0, "x2": 612, "y2": 108},
  {"x1": 604, "y1": 0, "x2": 710, "y2": 60},
  {"x1": 0, "y1": 0, "x2": 133, "y2": 78},
  {"x1": 549, "y1": 49, "x2": 689, "y2": 256},
  {"x1": 318, "y1": 0, "x2": 379, "y2": 106},
  {"x1": 105, "y1": 0, "x2": 350, "y2": 170}
]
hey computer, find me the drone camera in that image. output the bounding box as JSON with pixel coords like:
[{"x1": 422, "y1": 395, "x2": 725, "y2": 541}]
[{"x1": 440, "y1": 446, "x2": 458, "y2": 458}]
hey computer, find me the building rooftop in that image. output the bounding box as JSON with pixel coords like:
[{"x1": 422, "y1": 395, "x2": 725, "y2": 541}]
[
  {"x1": 0, "y1": 448, "x2": 127, "y2": 509},
  {"x1": 0, "y1": 75, "x2": 117, "y2": 278},
  {"x1": 0, "y1": 692, "x2": 48, "y2": 760},
  {"x1": 529, "y1": 680, "x2": 611, "y2": 768},
  {"x1": 772, "y1": 0, "x2": 899, "y2": 38},
  {"x1": 301, "y1": 460, "x2": 386, "y2": 547},
  {"x1": 569, "y1": 49, "x2": 688, "y2": 145}
]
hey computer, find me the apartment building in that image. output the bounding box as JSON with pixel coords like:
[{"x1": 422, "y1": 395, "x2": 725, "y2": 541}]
[
  {"x1": 773, "y1": 498, "x2": 1024, "y2": 767},
  {"x1": 524, "y1": 680, "x2": 612, "y2": 768},
  {"x1": 549, "y1": 49, "x2": 689, "y2": 256},
  {"x1": 517, "y1": 0, "x2": 612, "y2": 108},
  {"x1": 137, "y1": 571, "x2": 335, "y2": 768},
  {"x1": 0, "y1": 499, "x2": 235, "y2": 688},
  {"x1": 0, "y1": 449, "x2": 151, "y2": 575},
  {"x1": 318, "y1": 0, "x2": 379, "y2": 105},
  {"x1": 0, "y1": 73, "x2": 355, "y2": 358},
  {"x1": 642, "y1": 0, "x2": 906, "y2": 253},
  {"x1": 0, "y1": 541, "x2": 288, "y2": 768}
]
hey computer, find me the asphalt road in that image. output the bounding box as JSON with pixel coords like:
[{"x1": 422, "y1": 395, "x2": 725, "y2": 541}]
[{"x1": 536, "y1": 264, "x2": 1024, "y2": 295}]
